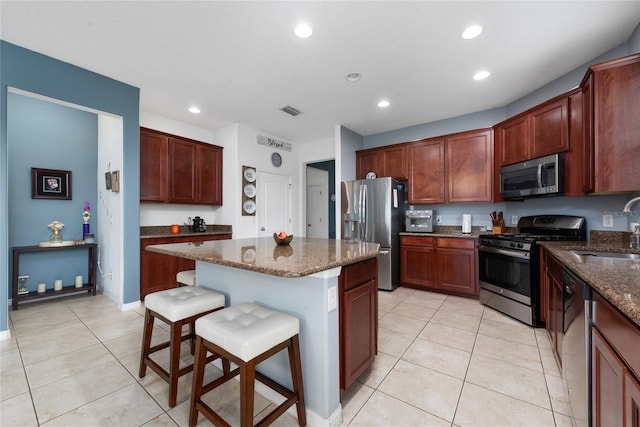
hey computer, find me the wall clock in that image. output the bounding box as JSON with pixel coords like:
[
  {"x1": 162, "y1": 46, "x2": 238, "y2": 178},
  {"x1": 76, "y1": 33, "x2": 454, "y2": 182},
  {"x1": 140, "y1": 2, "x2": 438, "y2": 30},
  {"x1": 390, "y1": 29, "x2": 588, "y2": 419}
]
[
  {"x1": 271, "y1": 152, "x2": 282, "y2": 168},
  {"x1": 366, "y1": 171, "x2": 377, "y2": 179}
]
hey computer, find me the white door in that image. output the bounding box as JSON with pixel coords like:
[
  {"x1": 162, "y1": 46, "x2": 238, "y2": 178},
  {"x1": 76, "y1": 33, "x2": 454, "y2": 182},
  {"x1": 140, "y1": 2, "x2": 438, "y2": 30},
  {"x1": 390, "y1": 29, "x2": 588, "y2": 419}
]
[
  {"x1": 258, "y1": 172, "x2": 292, "y2": 236},
  {"x1": 306, "y1": 166, "x2": 328, "y2": 238}
]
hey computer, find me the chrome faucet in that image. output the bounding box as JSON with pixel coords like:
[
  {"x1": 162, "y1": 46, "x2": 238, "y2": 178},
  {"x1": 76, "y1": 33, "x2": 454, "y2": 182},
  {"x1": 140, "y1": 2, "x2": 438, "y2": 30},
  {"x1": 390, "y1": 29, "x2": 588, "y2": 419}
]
[{"x1": 623, "y1": 196, "x2": 640, "y2": 213}]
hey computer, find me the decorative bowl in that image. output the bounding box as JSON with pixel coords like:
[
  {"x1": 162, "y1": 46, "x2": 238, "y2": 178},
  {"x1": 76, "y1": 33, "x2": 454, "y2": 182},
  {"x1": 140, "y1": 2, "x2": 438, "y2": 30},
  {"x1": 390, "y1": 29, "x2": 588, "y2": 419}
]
[{"x1": 273, "y1": 233, "x2": 293, "y2": 246}]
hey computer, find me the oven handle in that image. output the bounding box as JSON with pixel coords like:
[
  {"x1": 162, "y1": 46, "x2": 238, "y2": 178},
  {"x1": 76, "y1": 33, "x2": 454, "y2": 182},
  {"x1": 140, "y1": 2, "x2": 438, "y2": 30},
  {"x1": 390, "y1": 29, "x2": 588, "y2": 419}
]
[{"x1": 478, "y1": 245, "x2": 529, "y2": 259}]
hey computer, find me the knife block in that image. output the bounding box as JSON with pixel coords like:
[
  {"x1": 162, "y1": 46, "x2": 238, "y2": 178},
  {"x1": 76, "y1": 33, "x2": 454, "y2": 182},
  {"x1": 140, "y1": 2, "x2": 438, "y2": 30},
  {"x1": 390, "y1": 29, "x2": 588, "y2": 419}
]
[{"x1": 492, "y1": 220, "x2": 505, "y2": 234}]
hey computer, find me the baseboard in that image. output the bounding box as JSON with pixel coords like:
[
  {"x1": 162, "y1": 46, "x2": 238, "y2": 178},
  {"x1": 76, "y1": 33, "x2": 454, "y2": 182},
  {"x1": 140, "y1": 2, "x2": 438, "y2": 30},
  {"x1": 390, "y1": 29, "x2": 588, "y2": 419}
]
[{"x1": 0, "y1": 328, "x2": 12, "y2": 341}]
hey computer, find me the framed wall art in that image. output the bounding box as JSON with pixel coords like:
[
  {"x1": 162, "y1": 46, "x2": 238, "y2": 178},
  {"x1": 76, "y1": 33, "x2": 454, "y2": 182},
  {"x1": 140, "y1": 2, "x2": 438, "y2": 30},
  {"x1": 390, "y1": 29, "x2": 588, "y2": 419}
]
[{"x1": 31, "y1": 167, "x2": 72, "y2": 200}]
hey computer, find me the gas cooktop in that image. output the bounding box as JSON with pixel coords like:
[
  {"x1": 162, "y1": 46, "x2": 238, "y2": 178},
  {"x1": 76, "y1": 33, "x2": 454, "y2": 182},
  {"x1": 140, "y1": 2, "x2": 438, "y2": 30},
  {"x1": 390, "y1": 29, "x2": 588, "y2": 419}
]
[{"x1": 479, "y1": 215, "x2": 587, "y2": 245}]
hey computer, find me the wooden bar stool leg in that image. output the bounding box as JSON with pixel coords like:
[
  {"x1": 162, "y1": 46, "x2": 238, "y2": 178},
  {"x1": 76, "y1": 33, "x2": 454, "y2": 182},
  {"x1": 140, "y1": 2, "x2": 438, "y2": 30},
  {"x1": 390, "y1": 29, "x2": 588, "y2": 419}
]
[
  {"x1": 189, "y1": 336, "x2": 207, "y2": 427},
  {"x1": 240, "y1": 361, "x2": 257, "y2": 427},
  {"x1": 189, "y1": 321, "x2": 196, "y2": 355},
  {"x1": 168, "y1": 319, "x2": 183, "y2": 407},
  {"x1": 139, "y1": 309, "x2": 154, "y2": 378},
  {"x1": 289, "y1": 335, "x2": 306, "y2": 426}
]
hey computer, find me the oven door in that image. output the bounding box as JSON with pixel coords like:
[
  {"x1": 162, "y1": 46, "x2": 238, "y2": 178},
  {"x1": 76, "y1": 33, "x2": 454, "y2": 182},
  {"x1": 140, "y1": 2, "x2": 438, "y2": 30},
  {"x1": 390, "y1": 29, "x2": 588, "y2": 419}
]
[{"x1": 478, "y1": 246, "x2": 531, "y2": 305}]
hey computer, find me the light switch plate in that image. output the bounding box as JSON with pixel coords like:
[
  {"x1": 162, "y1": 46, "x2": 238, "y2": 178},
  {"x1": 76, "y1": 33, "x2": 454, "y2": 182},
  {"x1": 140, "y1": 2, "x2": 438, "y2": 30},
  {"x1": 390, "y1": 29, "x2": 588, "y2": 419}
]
[
  {"x1": 328, "y1": 287, "x2": 337, "y2": 312},
  {"x1": 603, "y1": 214, "x2": 614, "y2": 227},
  {"x1": 512, "y1": 215, "x2": 518, "y2": 225}
]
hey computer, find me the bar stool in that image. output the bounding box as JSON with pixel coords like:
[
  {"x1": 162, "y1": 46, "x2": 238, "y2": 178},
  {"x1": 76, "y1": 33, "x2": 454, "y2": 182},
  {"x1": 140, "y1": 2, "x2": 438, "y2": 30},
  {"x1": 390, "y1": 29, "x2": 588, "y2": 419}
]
[
  {"x1": 190, "y1": 303, "x2": 306, "y2": 427},
  {"x1": 177, "y1": 270, "x2": 196, "y2": 287},
  {"x1": 139, "y1": 286, "x2": 226, "y2": 407}
]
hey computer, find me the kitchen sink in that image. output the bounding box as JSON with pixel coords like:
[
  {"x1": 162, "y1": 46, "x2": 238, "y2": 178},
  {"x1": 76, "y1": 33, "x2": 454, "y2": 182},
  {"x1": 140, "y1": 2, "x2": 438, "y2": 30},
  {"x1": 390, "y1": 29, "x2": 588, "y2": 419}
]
[{"x1": 570, "y1": 250, "x2": 640, "y2": 260}]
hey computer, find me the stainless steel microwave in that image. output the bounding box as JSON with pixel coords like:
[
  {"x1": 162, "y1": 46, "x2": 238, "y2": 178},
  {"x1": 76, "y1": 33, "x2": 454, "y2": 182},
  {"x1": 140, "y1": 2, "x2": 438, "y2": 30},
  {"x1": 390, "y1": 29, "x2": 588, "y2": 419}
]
[
  {"x1": 500, "y1": 153, "x2": 564, "y2": 199},
  {"x1": 406, "y1": 210, "x2": 434, "y2": 233}
]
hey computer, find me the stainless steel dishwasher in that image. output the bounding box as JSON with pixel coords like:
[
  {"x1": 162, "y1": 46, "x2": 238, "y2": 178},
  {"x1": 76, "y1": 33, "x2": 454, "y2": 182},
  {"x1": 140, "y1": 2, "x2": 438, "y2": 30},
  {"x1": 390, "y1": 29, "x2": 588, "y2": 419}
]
[{"x1": 561, "y1": 266, "x2": 592, "y2": 427}]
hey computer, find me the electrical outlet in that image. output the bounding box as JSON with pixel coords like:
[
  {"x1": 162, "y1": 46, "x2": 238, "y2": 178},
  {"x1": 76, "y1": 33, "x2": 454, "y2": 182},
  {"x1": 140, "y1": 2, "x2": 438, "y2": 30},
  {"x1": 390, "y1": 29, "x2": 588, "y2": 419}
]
[
  {"x1": 603, "y1": 214, "x2": 614, "y2": 227},
  {"x1": 436, "y1": 215, "x2": 442, "y2": 223},
  {"x1": 512, "y1": 215, "x2": 518, "y2": 226}
]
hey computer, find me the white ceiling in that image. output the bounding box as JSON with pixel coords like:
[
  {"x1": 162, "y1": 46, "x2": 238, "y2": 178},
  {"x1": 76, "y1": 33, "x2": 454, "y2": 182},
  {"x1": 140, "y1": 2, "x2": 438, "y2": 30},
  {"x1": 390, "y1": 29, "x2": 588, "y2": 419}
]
[{"x1": 2, "y1": 1, "x2": 639, "y2": 143}]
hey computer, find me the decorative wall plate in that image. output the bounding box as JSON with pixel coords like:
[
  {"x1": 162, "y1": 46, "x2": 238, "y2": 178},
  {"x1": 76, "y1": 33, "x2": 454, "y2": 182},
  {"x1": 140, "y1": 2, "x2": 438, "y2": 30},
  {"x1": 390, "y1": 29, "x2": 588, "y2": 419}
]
[
  {"x1": 243, "y1": 200, "x2": 256, "y2": 214},
  {"x1": 243, "y1": 168, "x2": 256, "y2": 182},
  {"x1": 243, "y1": 183, "x2": 256, "y2": 198}
]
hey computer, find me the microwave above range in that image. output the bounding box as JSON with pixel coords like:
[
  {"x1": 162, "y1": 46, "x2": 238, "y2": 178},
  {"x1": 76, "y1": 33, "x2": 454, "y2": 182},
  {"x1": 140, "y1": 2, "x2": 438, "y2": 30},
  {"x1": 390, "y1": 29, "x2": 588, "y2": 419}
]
[
  {"x1": 406, "y1": 210, "x2": 435, "y2": 233},
  {"x1": 499, "y1": 153, "x2": 564, "y2": 199}
]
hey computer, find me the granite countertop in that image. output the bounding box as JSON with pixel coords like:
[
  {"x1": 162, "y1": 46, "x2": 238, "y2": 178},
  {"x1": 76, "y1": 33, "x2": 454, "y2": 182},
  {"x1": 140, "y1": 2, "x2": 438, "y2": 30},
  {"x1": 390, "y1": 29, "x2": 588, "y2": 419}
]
[
  {"x1": 540, "y1": 241, "x2": 640, "y2": 327},
  {"x1": 140, "y1": 225, "x2": 232, "y2": 239},
  {"x1": 146, "y1": 237, "x2": 380, "y2": 278},
  {"x1": 400, "y1": 225, "x2": 485, "y2": 239}
]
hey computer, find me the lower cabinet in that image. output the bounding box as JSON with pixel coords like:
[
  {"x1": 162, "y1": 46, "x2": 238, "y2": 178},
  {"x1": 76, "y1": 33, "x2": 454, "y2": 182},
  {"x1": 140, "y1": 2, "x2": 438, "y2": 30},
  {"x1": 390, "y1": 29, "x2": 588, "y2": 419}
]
[
  {"x1": 340, "y1": 258, "x2": 377, "y2": 392},
  {"x1": 542, "y1": 249, "x2": 564, "y2": 369},
  {"x1": 400, "y1": 235, "x2": 478, "y2": 297},
  {"x1": 592, "y1": 292, "x2": 640, "y2": 427},
  {"x1": 140, "y1": 233, "x2": 231, "y2": 299}
]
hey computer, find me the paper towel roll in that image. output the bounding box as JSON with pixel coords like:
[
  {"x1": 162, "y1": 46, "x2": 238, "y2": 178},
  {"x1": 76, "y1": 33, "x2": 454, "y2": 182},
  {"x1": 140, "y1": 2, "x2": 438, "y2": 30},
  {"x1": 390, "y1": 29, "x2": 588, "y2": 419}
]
[{"x1": 462, "y1": 214, "x2": 472, "y2": 234}]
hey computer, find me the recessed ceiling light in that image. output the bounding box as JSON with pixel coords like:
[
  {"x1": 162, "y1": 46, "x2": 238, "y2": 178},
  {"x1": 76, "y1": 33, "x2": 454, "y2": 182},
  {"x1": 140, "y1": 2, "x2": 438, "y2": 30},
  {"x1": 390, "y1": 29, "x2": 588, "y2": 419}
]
[
  {"x1": 294, "y1": 22, "x2": 313, "y2": 38},
  {"x1": 346, "y1": 72, "x2": 361, "y2": 82},
  {"x1": 188, "y1": 106, "x2": 201, "y2": 114},
  {"x1": 378, "y1": 100, "x2": 390, "y2": 108},
  {"x1": 473, "y1": 71, "x2": 491, "y2": 81},
  {"x1": 462, "y1": 25, "x2": 483, "y2": 40}
]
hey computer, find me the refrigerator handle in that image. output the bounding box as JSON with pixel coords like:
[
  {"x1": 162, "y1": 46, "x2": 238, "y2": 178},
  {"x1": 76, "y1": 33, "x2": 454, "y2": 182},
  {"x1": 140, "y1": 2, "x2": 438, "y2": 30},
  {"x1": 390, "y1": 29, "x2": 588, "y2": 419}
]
[{"x1": 361, "y1": 184, "x2": 368, "y2": 241}]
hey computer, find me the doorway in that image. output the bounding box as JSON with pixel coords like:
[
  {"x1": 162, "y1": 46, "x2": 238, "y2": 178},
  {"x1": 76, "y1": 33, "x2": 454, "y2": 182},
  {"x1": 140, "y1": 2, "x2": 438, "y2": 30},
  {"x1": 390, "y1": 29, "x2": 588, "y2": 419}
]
[
  {"x1": 306, "y1": 167, "x2": 329, "y2": 238},
  {"x1": 306, "y1": 160, "x2": 336, "y2": 238},
  {"x1": 257, "y1": 171, "x2": 292, "y2": 236}
]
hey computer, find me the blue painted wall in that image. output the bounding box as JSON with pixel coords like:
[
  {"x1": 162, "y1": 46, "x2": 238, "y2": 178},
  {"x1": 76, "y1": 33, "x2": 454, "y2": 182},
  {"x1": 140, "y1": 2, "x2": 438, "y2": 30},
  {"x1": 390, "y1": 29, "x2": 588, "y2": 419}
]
[
  {"x1": 1, "y1": 41, "x2": 140, "y2": 333},
  {"x1": 8, "y1": 92, "x2": 98, "y2": 292}
]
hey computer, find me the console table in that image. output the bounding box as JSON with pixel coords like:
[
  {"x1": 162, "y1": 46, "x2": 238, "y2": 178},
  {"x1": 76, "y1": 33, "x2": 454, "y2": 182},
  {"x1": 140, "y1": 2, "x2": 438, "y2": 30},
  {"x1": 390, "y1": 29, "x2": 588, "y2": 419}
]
[{"x1": 12, "y1": 244, "x2": 97, "y2": 310}]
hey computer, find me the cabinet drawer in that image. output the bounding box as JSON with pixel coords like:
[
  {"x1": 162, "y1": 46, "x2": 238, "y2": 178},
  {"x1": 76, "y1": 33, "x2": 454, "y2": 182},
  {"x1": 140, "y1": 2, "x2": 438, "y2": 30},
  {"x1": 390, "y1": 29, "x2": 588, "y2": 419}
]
[
  {"x1": 343, "y1": 258, "x2": 377, "y2": 290},
  {"x1": 436, "y1": 237, "x2": 476, "y2": 250},
  {"x1": 400, "y1": 235, "x2": 435, "y2": 247},
  {"x1": 593, "y1": 292, "x2": 640, "y2": 379}
]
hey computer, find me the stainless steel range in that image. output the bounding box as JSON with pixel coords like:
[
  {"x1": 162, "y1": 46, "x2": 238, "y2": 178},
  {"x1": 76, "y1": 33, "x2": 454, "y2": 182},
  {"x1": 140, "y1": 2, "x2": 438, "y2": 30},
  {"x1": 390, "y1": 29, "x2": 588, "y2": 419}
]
[{"x1": 478, "y1": 215, "x2": 586, "y2": 326}]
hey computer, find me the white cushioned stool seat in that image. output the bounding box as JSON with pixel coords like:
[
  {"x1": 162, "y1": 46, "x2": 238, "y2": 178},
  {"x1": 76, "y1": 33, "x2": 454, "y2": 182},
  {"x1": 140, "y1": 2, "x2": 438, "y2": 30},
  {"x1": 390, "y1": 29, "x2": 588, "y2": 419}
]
[
  {"x1": 196, "y1": 302, "x2": 299, "y2": 362},
  {"x1": 145, "y1": 286, "x2": 224, "y2": 322},
  {"x1": 176, "y1": 270, "x2": 196, "y2": 286}
]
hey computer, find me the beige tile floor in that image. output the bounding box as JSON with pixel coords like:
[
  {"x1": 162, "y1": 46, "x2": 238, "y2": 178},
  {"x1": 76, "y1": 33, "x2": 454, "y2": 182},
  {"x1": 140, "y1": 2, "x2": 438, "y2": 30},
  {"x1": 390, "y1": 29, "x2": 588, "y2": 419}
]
[{"x1": 1, "y1": 287, "x2": 575, "y2": 426}]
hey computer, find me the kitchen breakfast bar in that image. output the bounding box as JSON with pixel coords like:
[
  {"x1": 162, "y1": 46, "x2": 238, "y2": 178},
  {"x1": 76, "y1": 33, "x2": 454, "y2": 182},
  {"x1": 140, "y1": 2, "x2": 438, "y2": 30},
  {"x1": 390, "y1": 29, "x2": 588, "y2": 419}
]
[{"x1": 146, "y1": 236, "x2": 380, "y2": 425}]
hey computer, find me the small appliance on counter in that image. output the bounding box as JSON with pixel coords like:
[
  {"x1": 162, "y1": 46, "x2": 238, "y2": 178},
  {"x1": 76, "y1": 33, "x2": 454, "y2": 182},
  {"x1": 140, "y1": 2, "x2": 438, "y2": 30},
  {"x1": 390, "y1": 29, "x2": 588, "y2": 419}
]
[
  {"x1": 406, "y1": 210, "x2": 434, "y2": 233},
  {"x1": 462, "y1": 214, "x2": 472, "y2": 234},
  {"x1": 191, "y1": 216, "x2": 207, "y2": 232}
]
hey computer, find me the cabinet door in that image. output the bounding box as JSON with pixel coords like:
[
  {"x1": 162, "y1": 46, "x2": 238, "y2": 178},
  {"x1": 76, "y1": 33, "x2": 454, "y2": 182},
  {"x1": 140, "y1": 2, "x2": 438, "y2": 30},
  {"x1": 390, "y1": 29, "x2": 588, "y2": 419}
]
[
  {"x1": 140, "y1": 239, "x2": 179, "y2": 299},
  {"x1": 341, "y1": 279, "x2": 377, "y2": 390},
  {"x1": 626, "y1": 371, "x2": 640, "y2": 427},
  {"x1": 400, "y1": 242, "x2": 436, "y2": 288},
  {"x1": 565, "y1": 89, "x2": 584, "y2": 197},
  {"x1": 140, "y1": 129, "x2": 168, "y2": 202},
  {"x1": 196, "y1": 144, "x2": 223, "y2": 205},
  {"x1": 529, "y1": 97, "x2": 569, "y2": 159},
  {"x1": 380, "y1": 145, "x2": 407, "y2": 179},
  {"x1": 169, "y1": 137, "x2": 197, "y2": 203},
  {"x1": 447, "y1": 129, "x2": 493, "y2": 203},
  {"x1": 435, "y1": 240, "x2": 478, "y2": 297},
  {"x1": 495, "y1": 114, "x2": 529, "y2": 166},
  {"x1": 592, "y1": 56, "x2": 640, "y2": 193},
  {"x1": 356, "y1": 150, "x2": 379, "y2": 180},
  {"x1": 592, "y1": 328, "x2": 624, "y2": 427},
  {"x1": 581, "y1": 74, "x2": 595, "y2": 193},
  {"x1": 407, "y1": 138, "x2": 445, "y2": 204}
]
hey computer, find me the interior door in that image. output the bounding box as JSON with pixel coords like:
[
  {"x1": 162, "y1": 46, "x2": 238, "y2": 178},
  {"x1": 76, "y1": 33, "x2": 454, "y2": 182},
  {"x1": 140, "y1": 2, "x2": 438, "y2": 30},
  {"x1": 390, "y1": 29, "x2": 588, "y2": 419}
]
[
  {"x1": 306, "y1": 166, "x2": 328, "y2": 238},
  {"x1": 258, "y1": 172, "x2": 292, "y2": 236}
]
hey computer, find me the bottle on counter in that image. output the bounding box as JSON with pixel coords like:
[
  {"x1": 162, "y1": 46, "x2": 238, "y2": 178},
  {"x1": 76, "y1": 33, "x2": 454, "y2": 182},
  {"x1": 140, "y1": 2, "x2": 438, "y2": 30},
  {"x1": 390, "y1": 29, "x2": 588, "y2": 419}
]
[{"x1": 631, "y1": 224, "x2": 640, "y2": 249}]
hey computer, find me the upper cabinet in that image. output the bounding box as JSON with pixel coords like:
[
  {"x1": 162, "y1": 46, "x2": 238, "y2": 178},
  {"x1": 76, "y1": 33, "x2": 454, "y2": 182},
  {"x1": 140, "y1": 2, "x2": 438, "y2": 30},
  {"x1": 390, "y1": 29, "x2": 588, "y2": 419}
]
[
  {"x1": 140, "y1": 127, "x2": 223, "y2": 205},
  {"x1": 494, "y1": 94, "x2": 569, "y2": 168},
  {"x1": 581, "y1": 53, "x2": 640, "y2": 194},
  {"x1": 356, "y1": 144, "x2": 407, "y2": 180},
  {"x1": 407, "y1": 129, "x2": 493, "y2": 204}
]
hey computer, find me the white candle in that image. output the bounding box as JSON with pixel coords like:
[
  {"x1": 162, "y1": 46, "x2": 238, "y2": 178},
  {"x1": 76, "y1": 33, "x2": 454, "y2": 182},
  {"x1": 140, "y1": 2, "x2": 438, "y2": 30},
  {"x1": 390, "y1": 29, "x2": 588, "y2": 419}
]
[
  {"x1": 37, "y1": 283, "x2": 46, "y2": 293},
  {"x1": 75, "y1": 275, "x2": 83, "y2": 288},
  {"x1": 54, "y1": 279, "x2": 63, "y2": 291}
]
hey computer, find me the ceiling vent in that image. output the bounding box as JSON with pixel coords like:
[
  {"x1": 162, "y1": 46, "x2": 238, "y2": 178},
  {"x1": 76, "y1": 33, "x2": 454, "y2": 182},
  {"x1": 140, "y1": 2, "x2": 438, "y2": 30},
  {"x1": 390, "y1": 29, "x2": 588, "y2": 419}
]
[{"x1": 280, "y1": 105, "x2": 302, "y2": 116}]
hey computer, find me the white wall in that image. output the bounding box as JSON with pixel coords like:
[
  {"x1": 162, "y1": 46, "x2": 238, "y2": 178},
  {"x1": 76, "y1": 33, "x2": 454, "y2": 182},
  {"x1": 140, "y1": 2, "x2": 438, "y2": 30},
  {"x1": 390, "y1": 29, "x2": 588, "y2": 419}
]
[
  {"x1": 97, "y1": 115, "x2": 124, "y2": 304},
  {"x1": 139, "y1": 111, "x2": 222, "y2": 227}
]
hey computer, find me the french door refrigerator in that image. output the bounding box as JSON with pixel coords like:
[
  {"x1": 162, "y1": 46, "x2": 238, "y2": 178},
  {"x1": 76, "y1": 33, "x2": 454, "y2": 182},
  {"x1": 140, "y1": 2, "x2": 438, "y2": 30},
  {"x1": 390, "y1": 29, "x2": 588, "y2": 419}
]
[{"x1": 341, "y1": 177, "x2": 405, "y2": 290}]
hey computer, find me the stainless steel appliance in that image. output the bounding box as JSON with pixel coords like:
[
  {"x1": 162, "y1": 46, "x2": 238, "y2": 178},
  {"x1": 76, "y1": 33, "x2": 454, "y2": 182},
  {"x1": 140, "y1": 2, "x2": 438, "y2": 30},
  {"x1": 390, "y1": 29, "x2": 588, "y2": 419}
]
[
  {"x1": 561, "y1": 266, "x2": 591, "y2": 427},
  {"x1": 500, "y1": 153, "x2": 564, "y2": 199},
  {"x1": 341, "y1": 177, "x2": 405, "y2": 290},
  {"x1": 406, "y1": 209, "x2": 435, "y2": 233},
  {"x1": 478, "y1": 215, "x2": 586, "y2": 326}
]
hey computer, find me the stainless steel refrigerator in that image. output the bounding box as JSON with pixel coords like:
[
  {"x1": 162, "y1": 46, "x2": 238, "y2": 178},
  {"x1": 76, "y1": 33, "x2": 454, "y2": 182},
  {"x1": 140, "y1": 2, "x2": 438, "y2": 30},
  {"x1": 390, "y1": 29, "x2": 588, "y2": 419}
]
[{"x1": 341, "y1": 177, "x2": 405, "y2": 290}]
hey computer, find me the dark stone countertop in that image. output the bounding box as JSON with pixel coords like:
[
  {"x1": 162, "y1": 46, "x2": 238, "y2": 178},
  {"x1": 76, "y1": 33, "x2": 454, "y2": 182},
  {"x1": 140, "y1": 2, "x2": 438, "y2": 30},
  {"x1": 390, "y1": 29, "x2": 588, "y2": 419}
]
[
  {"x1": 539, "y1": 241, "x2": 640, "y2": 327},
  {"x1": 145, "y1": 237, "x2": 380, "y2": 278},
  {"x1": 140, "y1": 224, "x2": 232, "y2": 239}
]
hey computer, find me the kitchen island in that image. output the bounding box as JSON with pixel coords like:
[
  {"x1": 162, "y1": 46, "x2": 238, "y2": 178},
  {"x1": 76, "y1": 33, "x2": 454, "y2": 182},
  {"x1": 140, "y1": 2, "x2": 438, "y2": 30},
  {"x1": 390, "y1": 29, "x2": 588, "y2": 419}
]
[{"x1": 146, "y1": 237, "x2": 380, "y2": 425}]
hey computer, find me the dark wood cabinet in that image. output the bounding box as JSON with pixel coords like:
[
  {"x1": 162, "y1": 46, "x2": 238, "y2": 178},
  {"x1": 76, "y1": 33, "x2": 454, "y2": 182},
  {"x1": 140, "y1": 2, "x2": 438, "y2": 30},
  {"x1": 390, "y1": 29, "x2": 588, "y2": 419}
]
[
  {"x1": 495, "y1": 114, "x2": 529, "y2": 166},
  {"x1": 400, "y1": 235, "x2": 436, "y2": 288},
  {"x1": 355, "y1": 144, "x2": 407, "y2": 180},
  {"x1": 565, "y1": 88, "x2": 585, "y2": 197},
  {"x1": 407, "y1": 138, "x2": 446, "y2": 204},
  {"x1": 592, "y1": 291, "x2": 640, "y2": 427},
  {"x1": 400, "y1": 235, "x2": 478, "y2": 297},
  {"x1": 582, "y1": 53, "x2": 640, "y2": 194},
  {"x1": 447, "y1": 129, "x2": 493, "y2": 203},
  {"x1": 140, "y1": 233, "x2": 231, "y2": 299},
  {"x1": 340, "y1": 258, "x2": 377, "y2": 392},
  {"x1": 140, "y1": 127, "x2": 223, "y2": 205},
  {"x1": 542, "y1": 249, "x2": 564, "y2": 369}
]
